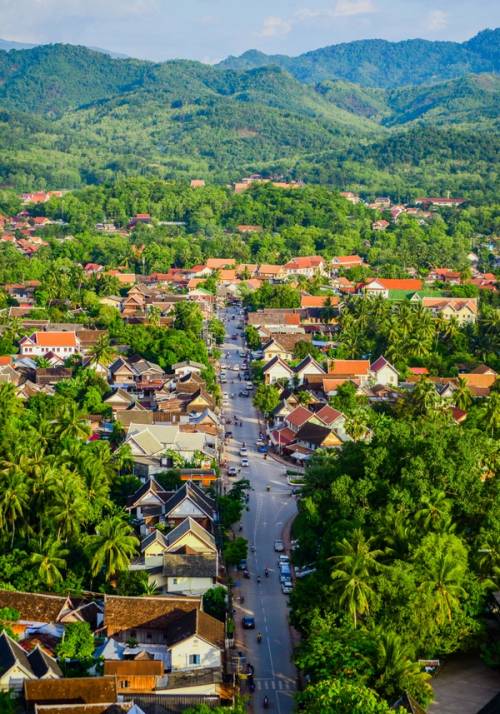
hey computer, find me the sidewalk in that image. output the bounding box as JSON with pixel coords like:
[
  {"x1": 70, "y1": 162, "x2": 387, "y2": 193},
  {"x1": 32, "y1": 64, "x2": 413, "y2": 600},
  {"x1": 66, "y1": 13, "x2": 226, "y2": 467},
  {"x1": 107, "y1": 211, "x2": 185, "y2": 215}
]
[{"x1": 281, "y1": 512, "x2": 302, "y2": 686}]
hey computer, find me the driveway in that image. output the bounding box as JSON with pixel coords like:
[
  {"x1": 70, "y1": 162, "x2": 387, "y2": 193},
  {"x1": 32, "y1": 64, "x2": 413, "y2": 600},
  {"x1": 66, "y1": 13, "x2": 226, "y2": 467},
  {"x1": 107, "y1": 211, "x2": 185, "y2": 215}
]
[{"x1": 220, "y1": 305, "x2": 298, "y2": 713}]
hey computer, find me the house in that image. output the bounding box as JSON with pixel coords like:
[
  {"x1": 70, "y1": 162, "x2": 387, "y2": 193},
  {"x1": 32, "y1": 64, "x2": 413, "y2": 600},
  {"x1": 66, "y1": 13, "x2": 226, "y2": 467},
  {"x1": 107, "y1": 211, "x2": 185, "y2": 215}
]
[
  {"x1": 190, "y1": 179, "x2": 206, "y2": 188},
  {"x1": 262, "y1": 356, "x2": 293, "y2": 385},
  {"x1": 128, "y1": 213, "x2": 152, "y2": 228},
  {"x1": 360, "y1": 278, "x2": 423, "y2": 298},
  {"x1": 331, "y1": 255, "x2": 364, "y2": 271},
  {"x1": 103, "y1": 594, "x2": 200, "y2": 644},
  {"x1": 162, "y1": 484, "x2": 216, "y2": 532},
  {"x1": 166, "y1": 609, "x2": 224, "y2": 671},
  {"x1": 19, "y1": 332, "x2": 79, "y2": 358},
  {"x1": 294, "y1": 422, "x2": 345, "y2": 451},
  {"x1": 327, "y1": 359, "x2": 372, "y2": 385},
  {"x1": 285, "y1": 406, "x2": 315, "y2": 433},
  {"x1": 173, "y1": 361, "x2": 205, "y2": 378},
  {"x1": 24, "y1": 676, "x2": 117, "y2": 708},
  {"x1": 339, "y1": 192, "x2": 360, "y2": 204},
  {"x1": 0, "y1": 633, "x2": 61, "y2": 693},
  {"x1": 315, "y1": 404, "x2": 345, "y2": 429},
  {"x1": 420, "y1": 297, "x2": 478, "y2": 324},
  {"x1": 283, "y1": 256, "x2": 325, "y2": 278},
  {"x1": 126, "y1": 478, "x2": 172, "y2": 526},
  {"x1": 104, "y1": 388, "x2": 139, "y2": 412},
  {"x1": 206, "y1": 258, "x2": 235, "y2": 270},
  {"x1": 293, "y1": 356, "x2": 325, "y2": 385},
  {"x1": 427, "y1": 268, "x2": 462, "y2": 285},
  {"x1": 372, "y1": 220, "x2": 390, "y2": 231},
  {"x1": 415, "y1": 197, "x2": 466, "y2": 207},
  {"x1": 262, "y1": 333, "x2": 311, "y2": 362},
  {"x1": 370, "y1": 355, "x2": 399, "y2": 387},
  {"x1": 109, "y1": 358, "x2": 136, "y2": 387},
  {"x1": 256, "y1": 264, "x2": 285, "y2": 281},
  {"x1": 104, "y1": 659, "x2": 164, "y2": 693},
  {"x1": 0, "y1": 591, "x2": 101, "y2": 639}
]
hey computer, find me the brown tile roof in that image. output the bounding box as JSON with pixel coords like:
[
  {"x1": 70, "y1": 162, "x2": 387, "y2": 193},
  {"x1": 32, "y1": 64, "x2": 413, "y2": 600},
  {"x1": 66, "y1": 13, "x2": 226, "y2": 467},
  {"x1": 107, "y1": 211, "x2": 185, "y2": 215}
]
[
  {"x1": 328, "y1": 359, "x2": 370, "y2": 376},
  {"x1": 35, "y1": 707, "x2": 132, "y2": 714},
  {"x1": 104, "y1": 594, "x2": 200, "y2": 636},
  {"x1": 266, "y1": 332, "x2": 311, "y2": 352},
  {"x1": 315, "y1": 404, "x2": 343, "y2": 425},
  {"x1": 165, "y1": 609, "x2": 224, "y2": 648},
  {"x1": 286, "y1": 406, "x2": 314, "y2": 428},
  {"x1": 25, "y1": 677, "x2": 117, "y2": 705},
  {"x1": 461, "y1": 373, "x2": 497, "y2": 389},
  {"x1": 0, "y1": 590, "x2": 67, "y2": 623},
  {"x1": 103, "y1": 659, "x2": 163, "y2": 676}
]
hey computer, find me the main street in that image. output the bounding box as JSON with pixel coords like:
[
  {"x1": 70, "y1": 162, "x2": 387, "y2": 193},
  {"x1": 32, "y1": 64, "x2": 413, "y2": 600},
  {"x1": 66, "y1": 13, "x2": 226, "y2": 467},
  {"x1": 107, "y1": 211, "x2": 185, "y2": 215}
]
[{"x1": 219, "y1": 304, "x2": 297, "y2": 713}]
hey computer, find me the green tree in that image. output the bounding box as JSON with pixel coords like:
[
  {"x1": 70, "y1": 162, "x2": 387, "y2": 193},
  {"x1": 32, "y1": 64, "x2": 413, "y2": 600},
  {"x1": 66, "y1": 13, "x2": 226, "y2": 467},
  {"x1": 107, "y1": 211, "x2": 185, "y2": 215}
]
[
  {"x1": 173, "y1": 301, "x2": 203, "y2": 336},
  {"x1": 31, "y1": 539, "x2": 69, "y2": 588},
  {"x1": 86, "y1": 516, "x2": 139, "y2": 582},
  {"x1": 298, "y1": 678, "x2": 395, "y2": 714},
  {"x1": 253, "y1": 383, "x2": 281, "y2": 417},
  {"x1": 224, "y1": 537, "x2": 247, "y2": 567},
  {"x1": 203, "y1": 586, "x2": 227, "y2": 621}
]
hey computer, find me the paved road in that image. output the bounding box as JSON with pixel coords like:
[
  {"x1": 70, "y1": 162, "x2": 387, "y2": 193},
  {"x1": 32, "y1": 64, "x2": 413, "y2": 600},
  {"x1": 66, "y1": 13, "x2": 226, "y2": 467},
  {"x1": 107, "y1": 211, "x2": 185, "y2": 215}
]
[{"x1": 219, "y1": 305, "x2": 297, "y2": 714}]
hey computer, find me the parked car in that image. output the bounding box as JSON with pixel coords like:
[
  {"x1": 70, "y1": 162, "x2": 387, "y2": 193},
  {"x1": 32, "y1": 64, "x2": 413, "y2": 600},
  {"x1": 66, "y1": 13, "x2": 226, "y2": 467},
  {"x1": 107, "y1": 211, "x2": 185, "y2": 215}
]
[
  {"x1": 274, "y1": 539, "x2": 284, "y2": 552},
  {"x1": 258, "y1": 445, "x2": 269, "y2": 454},
  {"x1": 281, "y1": 583, "x2": 293, "y2": 595},
  {"x1": 241, "y1": 458, "x2": 249, "y2": 467},
  {"x1": 279, "y1": 565, "x2": 292, "y2": 580},
  {"x1": 242, "y1": 616, "x2": 255, "y2": 629},
  {"x1": 278, "y1": 555, "x2": 290, "y2": 566}
]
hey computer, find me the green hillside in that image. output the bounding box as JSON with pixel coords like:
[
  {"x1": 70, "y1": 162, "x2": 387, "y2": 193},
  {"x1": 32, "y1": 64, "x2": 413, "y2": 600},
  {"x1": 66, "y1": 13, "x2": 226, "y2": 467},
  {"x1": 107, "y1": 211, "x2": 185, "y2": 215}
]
[{"x1": 219, "y1": 29, "x2": 500, "y2": 88}]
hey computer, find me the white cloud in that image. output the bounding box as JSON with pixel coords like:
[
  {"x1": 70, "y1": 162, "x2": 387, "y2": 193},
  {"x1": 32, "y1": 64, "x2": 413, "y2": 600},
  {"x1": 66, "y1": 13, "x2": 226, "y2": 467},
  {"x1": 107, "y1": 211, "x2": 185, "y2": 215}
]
[
  {"x1": 259, "y1": 15, "x2": 292, "y2": 38},
  {"x1": 427, "y1": 9, "x2": 448, "y2": 31},
  {"x1": 334, "y1": 0, "x2": 375, "y2": 17}
]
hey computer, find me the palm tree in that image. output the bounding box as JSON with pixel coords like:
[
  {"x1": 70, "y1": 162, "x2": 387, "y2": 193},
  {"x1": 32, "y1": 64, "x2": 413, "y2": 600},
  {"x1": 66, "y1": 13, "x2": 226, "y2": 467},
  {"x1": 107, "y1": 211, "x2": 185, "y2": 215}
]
[
  {"x1": 373, "y1": 630, "x2": 431, "y2": 702},
  {"x1": 87, "y1": 335, "x2": 117, "y2": 367},
  {"x1": 31, "y1": 540, "x2": 69, "y2": 588},
  {"x1": 418, "y1": 543, "x2": 466, "y2": 624},
  {"x1": 330, "y1": 529, "x2": 383, "y2": 628},
  {"x1": 49, "y1": 473, "x2": 89, "y2": 541},
  {"x1": 453, "y1": 377, "x2": 473, "y2": 411},
  {"x1": 147, "y1": 305, "x2": 162, "y2": 329},
  {"x1": 480, "y1": 393, "x2": 500, "y2": 437},
  {"x1": 345, "y1": 408, "x2": 370, "y2": 441},
  {"x1": 55, "y1": 403, "x2": 91, "y2": 441},
  {"x1": 86, "y1": 515, "x2": 139, "y2": 582},
  {"x1": 0, "y1": 467, "x2": 29, "y2": 547},
  {"x1": 415, "y1": 491, "x2": 452, "y2": 533}
]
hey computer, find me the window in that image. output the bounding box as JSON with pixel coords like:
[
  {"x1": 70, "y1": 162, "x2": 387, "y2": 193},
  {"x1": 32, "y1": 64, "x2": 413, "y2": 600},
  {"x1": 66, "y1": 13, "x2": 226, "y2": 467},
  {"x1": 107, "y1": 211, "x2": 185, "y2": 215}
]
[
  {"x1": 120, "y1": 680, "x2": 130, "y2": 688},
  {"x1": 172, "y1": 578, "x2": 178, "y2": 584},
  {"x1": 188, "y1": 654, "x2": 201, "y2": 665}
]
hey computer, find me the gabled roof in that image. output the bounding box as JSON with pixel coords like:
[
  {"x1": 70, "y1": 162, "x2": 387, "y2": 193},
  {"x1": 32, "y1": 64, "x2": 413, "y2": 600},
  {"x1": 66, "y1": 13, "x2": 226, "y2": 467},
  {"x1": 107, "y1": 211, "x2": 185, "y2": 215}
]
[
  {"x1": 315, "y1": 404, "x2": 343, "y2": 426},
  {"x1": 365, "y1": 278, "x2": 423, "y2": 291},
  {"x1": 165, "y1": 609, "x2": 224, "y2": 649},
  {"x1": 0, "y1": 590, "x2": 68, "y2": 624},
  {"x1": 262, "y1": 356, "x2": 293, "y2": 374},
  {"x1": 293, "y1": 355, "x2": 325, "y2": 375},
  {"x1": 166, "y1": 516, "x2": 216, "y2": 551},
  {"x1": 286, "y1": 406, "x2": 314, "y2": 428},
  {"x1": 163, "y1": 484, "x2": 215, "y2": 520},
  {"x1": 371, "y1": 355, "x2": 398, "y2": 374},
  {"x1": 0, "y1": 631, "x2": 34, "y2": 678},
  {"x1": 25, "y1": 677, "x2": 117, "y2": 705},
  {"x1": 295, "y1": 422, "x2": 338, "y2": 445},
  {"x1": 109, "y1": 358, "x2": 135, "y2": 376},
  {"x1": 26, "y1": 645, "x2": 62, "y2": 678},
  {"x1": 104, "y1": 595, "x2": 200, "y2": 636},
  {"x1": 127, "y1": 478, "x2": 171, "y2": 509},
  {"x1": 329, "y1": 359, "x2": 371, "y2": 376},
  {"x1": 22, "y1": 331, "x2": 77, "y2": 348},
  {"x1": 140, "y1": 529, "x2": 170, "y2": 554}
]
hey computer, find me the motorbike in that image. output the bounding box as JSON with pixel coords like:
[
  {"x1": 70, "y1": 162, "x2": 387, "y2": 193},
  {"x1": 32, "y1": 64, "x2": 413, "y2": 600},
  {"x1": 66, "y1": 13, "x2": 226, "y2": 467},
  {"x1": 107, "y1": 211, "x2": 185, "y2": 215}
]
[
  {"x1": 264, "y1": 568, "x2": 269, "y2": 577},
  {"x1": 243, "y1": 569, "x2": 250, "y2": 579},
  {"x1": 257, "y1": 576, "x2": 261, "y2": 584},
  {"x1": 263, "y1": 695, "x2": 269, "y2": 708},
  {"x1": 266, "y1": 485, "x2": 270, "y2": 492},
  {"x1": 257, "y1": 632, "x2": 262, "y2": 644}
]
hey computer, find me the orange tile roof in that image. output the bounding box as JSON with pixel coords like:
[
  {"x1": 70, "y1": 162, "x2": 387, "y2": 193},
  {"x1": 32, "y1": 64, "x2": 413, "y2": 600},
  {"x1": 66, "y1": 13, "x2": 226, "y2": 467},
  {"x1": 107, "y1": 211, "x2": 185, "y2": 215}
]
[
  {"x1": 332, "y1": 255, "x2": 363, "y2": 265},
  {"x1": 218, "y1": 269, "x2": 237, "y2": 282},
  {"x1": 285, "y1": 256, "x2": 324, "y2": 270},
  {"x1": 461, "y1": 373, "x2": 497, "y2": 389},
  {"x1": 258, "y1": 264, "x2": 283, "y2": 275},
  {"x1": 300, "y1": 295, "x2": 339, "y2": 308},
  {"x1": 284, "y1": 314, "x2": 301, "y2": 325},
  {"x1": 30, "y1": 331, "x2": 77, "y2": 348},
  {"x1": 0, "y1": 356, "x2": 12, "y2": 366},
  {"x1": 366, "y1": 278, "x2": 423, "y2": 291},
  {"x1": 322, "y1": 377, "x2": 360, "y2": 391},
  {"x1": 206, "y1": 258, "x2": 235, "y2": 269},
  {"x1": 329, "y1": 359, "x2": 370, "y2": 376}
]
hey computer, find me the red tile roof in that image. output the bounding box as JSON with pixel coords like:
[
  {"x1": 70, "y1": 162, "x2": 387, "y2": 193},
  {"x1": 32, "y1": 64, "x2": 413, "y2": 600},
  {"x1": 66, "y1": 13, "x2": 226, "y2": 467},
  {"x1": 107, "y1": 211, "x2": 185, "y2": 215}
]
[
  {"x1": 316, "y1": 404, "x2": 343, "y2": 425},
  {"x1": 329, "y1": 359, "x2": 370, "y2": 376},
  {"x1": 25, "y1": 331, "x2": 77, "y2": 348},
  {"x1": 286, "y1": 406, "x2": 314, "y2": 428}
]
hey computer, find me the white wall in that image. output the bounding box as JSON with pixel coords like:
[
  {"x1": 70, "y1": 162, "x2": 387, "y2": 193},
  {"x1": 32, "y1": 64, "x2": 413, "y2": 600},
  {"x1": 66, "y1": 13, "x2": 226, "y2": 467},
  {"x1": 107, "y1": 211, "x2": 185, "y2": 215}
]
[{"x1": 170, "y1": 635, "x2": 221, "y2": 671}]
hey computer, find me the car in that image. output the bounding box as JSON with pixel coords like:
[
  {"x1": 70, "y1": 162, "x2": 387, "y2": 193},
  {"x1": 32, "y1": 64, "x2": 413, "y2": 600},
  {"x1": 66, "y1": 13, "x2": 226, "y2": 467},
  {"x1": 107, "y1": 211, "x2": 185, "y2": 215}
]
[
  {"x1": 231, "y1": 335, "x2": 238, "y2": 341},
  {"x1": 281, "y1": 584, "x2": 293, "y2": 595},
  {"x1": 274, "y1": 539, "x2": 284, "y2": 553},
  {"x1": 228, "y1": 466, "x2": 238, "y2": 477},
  {"x1": 239, "y1": 390, "x2": 249, "y2": 397},
  {"x1": 232, "y1": 364, "x2": 240, "y2": 371},
  {"x1": 240, "y1": 448, "x2": 248, "y2": 457},
  {"x1": 239, "y1": 351, "x2": 246, "y2": 358},
  {"x1": 242, "y1": 616, "x2": 255, "y2": 629},
  {"x1": 291, "y1": 487, "x2": 302, "y2": 495},
  {"x1": 279, "y1": 565, "x2": 292, "y2": 580},
  {"x1": 241, "y1": 458, "x2": 249, "y2": 467},
  {"x1": 256, "y1": 438, "x2": 265, "y2": 446},
  {"x1": 258, "y1": 444, "x2": 268, "y2": 453},
  {"x1": 278, "y1": 555, "x2": 290, "y2": 566},
  {"x1": 280, "y1": 572, "x2": 293, "y2": 585},
  {"x1": 220, "y1": 376, "x2": 227, "y2": 384},
  {"x1": 237, "y1": 559, "x2": 248, "y2": 571},
  {"x1": 246, "y1": 381, "x2": 253, "y2": 389}
]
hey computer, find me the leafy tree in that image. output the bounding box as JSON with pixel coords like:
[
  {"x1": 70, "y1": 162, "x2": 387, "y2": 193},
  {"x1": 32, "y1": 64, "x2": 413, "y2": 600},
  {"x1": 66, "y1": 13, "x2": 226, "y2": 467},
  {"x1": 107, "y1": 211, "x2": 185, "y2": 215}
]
[
  {"x1": 298, "y1": 678, "x2": 395, "y2": 713},
  {"x1": 86, "y1": 516, "x2": 139, "y2": 582},
  {"x1": 253, "y1": 383, "x2": 281, "y2": 417},
  {"x1": 224, "y1": 537, "x2": 248, "y2": 566},
  {"x1": 57, "y1": 621, "x2": 95, "y2": 661},
  {"x1": 203, "y1": 586, "x2": 227, "y2": 621},
  {"x1": 173, "y1": 301, "x2": 203, "y2": 336},
  {"x1": 245, "y1": 325, "x2": 261, "y2": 351},
  {"x1": 31, "y1": 540, "x2": 69, "y2": 588}
]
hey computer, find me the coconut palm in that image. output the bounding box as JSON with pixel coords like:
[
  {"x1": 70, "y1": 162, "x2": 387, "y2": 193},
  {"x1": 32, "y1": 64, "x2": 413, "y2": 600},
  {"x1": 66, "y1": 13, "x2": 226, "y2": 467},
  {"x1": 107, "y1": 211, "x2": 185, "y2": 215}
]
[
  {"x1": 330, "y1": 529, "x2": 384, "y2": 628},
  {"x1": 418, "y1": 544, "x2": 466, "y2": 624},
  {"x1": 373, "y1": 630, "x2": 431, "y2": 702},
  {"x1": 49, "y1": 472, "x2": 89, "y2": 541},
  {"x1": 87, "y1": 515, "x2": 139, "y2": 581},
  {"x1": 87, "y1": 335, "x2": 117, "y2": 367},
  {"x1": 415, "y1": 491, "x2": 453, "y2": 533},
  {"x1": 345, "y1": 408, "x2": 370, "y2": 441},
  {"x1": 55, "y1": 403, "x2": 91, "y2": 441},
  {"x1": 31, "y1": 539, "x2": 69, "y2": 588},
  {"x1": 0, "y1": 467, "x2": 29, "y2": 547},
  {"x1": 480, "y1": 392, "x2": 500, "y2": 437},
  {"x1": 453, "y1": 376, "x2": 473, "y2": 411}
]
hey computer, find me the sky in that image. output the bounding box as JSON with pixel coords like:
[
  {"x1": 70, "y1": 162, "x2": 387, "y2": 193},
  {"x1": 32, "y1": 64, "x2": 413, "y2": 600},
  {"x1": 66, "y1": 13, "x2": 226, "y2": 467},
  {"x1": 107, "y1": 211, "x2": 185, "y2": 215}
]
[{"x1": 0, "y1": 0, "x2": 499, "y2": 63}]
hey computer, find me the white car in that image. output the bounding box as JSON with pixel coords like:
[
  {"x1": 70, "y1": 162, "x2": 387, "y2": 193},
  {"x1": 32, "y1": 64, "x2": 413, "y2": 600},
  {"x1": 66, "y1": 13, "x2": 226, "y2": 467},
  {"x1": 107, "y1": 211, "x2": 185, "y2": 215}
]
[
  {"x1": 246, "y1": 382, "x2": 253, "y2": 390},
  {"x1": 278, "y1": 555, "x2": 290, "y2": 566},
  {"x1": 232, "y1": 364, "x2": 240, "y2": 371},
  {"x1": 282, "y1": 583, "x2": 293, "y2": 595},
  {"x1": 240, "y1": 447, "x2": 248, "y2": 457},
  {"x1": 274, "y1": 539, "x2": 285, "y2": 553},
  {"x1": 241, "y1": 458, "x2": 249, "y2": 467},
  {"x1": 227, "y1": 466, "x2": 238, "y2": 477}
]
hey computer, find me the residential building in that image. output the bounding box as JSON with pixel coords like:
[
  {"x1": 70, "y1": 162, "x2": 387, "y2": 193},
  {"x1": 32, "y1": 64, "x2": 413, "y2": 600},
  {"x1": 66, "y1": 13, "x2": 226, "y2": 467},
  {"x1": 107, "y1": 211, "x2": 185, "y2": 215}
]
[
  {"x1": 0, "y1": 633, "x2": 61, "y2": 693},
  {"x1": 19, "y1": 331, "x2": 79, "y2": 358}
]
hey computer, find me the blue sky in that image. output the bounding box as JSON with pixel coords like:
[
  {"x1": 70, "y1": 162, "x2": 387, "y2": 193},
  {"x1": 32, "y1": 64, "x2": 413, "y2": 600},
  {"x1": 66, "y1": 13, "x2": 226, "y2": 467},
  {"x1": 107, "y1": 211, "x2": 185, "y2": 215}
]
[{"x1": 1, "y1": 0, "x2": 499, "y2": 62}]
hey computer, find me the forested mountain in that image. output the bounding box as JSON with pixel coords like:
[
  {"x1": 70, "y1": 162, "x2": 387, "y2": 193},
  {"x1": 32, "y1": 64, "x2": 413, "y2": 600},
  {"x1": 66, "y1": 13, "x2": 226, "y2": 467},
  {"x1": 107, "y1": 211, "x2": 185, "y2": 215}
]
[
  {"x1": 0, "y1": 36, "x2": 498, "y2": 198},
  {"x1": 219, "y1": 28, "x2": 500, "y2": 87}
]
